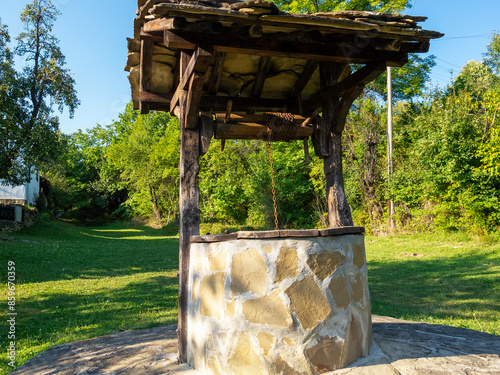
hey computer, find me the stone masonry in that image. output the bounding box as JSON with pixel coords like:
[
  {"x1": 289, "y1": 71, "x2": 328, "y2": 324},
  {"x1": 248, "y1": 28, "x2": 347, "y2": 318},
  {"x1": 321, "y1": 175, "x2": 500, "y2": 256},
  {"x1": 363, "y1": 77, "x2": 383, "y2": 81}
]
[{"x1": 188, "y1": 230, "x2": 371, "y2": 374}]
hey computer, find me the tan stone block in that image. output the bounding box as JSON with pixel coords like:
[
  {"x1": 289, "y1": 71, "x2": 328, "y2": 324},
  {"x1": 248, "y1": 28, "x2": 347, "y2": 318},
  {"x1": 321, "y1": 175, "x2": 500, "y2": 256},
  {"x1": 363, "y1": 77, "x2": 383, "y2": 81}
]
[
  {"x1": 209, "y1": 249, "x2": 227, "y2": 271},
  {"x1": 263, "y1": 246, "x2": 273, "y2": 253},
  {"x1": 351, "y1": 273, "x2": 365, "y2": 304},
  {"x1": 352, "y1": 244, "x2": 366, "y2": 269},
  {"x1": 257, "y1": 332, "x2": 274, "y2": 356},
  {"x1": 226, "y1": 300, "x2": 237, "y2": 317},
  {"x1": 286, "y1": 276, "x2": 330, "y2": 330},
  {"x1": 275, "y1": 355, "x2": 305, "y2": 375},
  {"x1": 283, "y1": 337, "x2": 294, "y2": 346},
  {"x1": 307, "y1": 250, "x2": 346, "y2": 280},
  {"x1": 328, "y1": 275, "x2": 351, "y2": 309},
  {"x1": 228, "y1": 333, "x2": 266, "y2": 375},
  {"x1": 208, "y1": 354, "x2": 222, "y2": 375},
  {"x1": 305, "y1": 336, "x2": 344, "y2": 373},
  {"x1": 341, "y1": 315, "x2": 365, "y2": 367},
  {"x1": 243, "y1": 290, "x2": 293, "y2": 327},
  {"x1": 200, "y1": 273, "x2": 226, "y2": 319},
  {"x1": 231, "y1": 248, "x2": 267, "y2": 296},
  {"x1": 276, "y1": 247, "x2": 300, "y2": 283}
]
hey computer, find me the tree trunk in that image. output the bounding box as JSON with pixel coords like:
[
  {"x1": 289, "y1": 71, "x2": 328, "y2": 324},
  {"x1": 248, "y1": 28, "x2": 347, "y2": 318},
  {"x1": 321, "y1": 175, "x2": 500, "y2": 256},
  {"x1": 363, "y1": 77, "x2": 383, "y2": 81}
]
[
  {"x1": 320, "y1": 63, "x2": 354, "y2": 228},
  {"x1": 324, "y1": 131, "x2": 354, "y2": 227},
  {"x1": 149, "y1": 186, "x2": 162, "y2": 221}
]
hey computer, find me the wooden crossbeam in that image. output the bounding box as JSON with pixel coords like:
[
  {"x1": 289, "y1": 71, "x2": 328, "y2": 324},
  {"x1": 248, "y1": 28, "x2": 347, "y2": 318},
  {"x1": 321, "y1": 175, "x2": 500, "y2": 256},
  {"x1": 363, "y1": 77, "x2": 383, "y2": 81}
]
[
  {"x1": 289, "y1": 60, "x2": 318, "y2": 98},
  {"x1": 253, "y1": 57, "x2": 271, "y2": 98},
  {"x1": 164, "y1": 30, "x2": 408, "y2": 65},
  {"x1": 139, "y1": 37, "x2": 154, "y2": 114},
  {"x1": 201, "y1": 95, "x2": 292, "y2": 112},
  {"x1": 170, "y1": 46, "x2": 213, "y2": 114},
  {"x1": 215, "y1": 113, "x2": 306, "y2": 124},
  {"x1": 303, "y1": 62, "x2": 386, "y2": 111},
  {"x1": 214, "y1": 122, "x2": 313, "y2": 141},
  {"x1": 207, "y1": 52, "x2": 226, "y2": 95}
]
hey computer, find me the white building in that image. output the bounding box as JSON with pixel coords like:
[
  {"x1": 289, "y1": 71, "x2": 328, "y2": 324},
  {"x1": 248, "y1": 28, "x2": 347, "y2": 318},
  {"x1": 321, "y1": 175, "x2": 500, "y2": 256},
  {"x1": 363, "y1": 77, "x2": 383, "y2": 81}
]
[{"x1": 0, "y1": 171, "x2": 40, "y2": 206}]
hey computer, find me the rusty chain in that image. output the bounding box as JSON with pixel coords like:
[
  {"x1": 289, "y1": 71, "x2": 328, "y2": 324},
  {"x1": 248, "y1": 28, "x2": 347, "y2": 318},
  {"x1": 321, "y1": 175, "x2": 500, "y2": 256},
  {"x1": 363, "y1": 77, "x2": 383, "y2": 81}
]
[{"x1": 267, "y1": 141, "x2": 279, "y2": 231}]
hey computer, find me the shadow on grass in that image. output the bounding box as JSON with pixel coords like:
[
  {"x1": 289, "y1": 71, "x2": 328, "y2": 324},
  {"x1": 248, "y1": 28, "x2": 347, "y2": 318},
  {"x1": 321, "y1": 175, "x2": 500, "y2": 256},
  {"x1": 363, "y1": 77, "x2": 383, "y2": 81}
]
[
  {"x1": 368, "y1": 250, "x2": 499, "y2": 331},
  {"x1": 12, "y1": 275, "x2": 179, "y2": 343},
  {"x1": 2, "y1": 223, "x2": 181, "y2": 284}
]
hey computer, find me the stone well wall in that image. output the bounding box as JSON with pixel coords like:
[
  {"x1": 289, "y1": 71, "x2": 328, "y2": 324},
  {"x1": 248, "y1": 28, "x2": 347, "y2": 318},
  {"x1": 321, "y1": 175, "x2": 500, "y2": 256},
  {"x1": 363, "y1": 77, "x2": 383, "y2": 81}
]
[{"x1": 187, "y1": 228, "x2": 371, "y2": 375}]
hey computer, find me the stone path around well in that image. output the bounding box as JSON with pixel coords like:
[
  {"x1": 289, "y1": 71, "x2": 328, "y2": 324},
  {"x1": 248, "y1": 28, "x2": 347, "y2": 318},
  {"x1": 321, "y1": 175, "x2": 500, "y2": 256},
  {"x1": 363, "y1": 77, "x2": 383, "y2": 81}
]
[{"x1": 9, "y1": 316, "x2": 500, "y2": 375}]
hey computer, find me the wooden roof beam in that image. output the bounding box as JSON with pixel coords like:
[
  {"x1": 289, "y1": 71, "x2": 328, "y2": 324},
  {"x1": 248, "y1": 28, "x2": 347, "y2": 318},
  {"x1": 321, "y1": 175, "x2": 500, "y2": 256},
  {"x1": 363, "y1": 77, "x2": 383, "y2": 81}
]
[
  {"x1": 170, "y1": 45, "x2": 213, "y2": 114},
  {"x1": 201, "y1": 95, "x2": 292, "y2": 113},
  {"x1": 252, "y1": 57, "x2": 272, "y2": 98},
  {"x1": 303, "y1": 62, "x2": 387, "y2": 111},
  {"x1": 164, "y1": 30, "x2": 409, "y2": 65},
  {"x1": 289, "y1": 60, "x2": 318, "y2": 98}
]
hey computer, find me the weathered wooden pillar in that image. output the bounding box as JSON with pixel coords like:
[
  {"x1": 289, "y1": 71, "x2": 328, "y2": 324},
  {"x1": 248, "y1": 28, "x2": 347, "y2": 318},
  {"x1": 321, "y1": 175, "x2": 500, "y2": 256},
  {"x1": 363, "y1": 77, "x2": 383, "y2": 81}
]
[
  {"x1": 177, "y1": 51, "x2": 200, "y2": 364},
  {"x1": 320, "y1": 63, "x2": 354, "y2": 227}
]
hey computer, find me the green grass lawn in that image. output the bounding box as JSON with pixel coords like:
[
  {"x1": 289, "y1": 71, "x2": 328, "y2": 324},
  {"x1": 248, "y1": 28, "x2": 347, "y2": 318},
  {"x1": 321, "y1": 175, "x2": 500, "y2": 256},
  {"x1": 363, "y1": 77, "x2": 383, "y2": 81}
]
[
  {"x1": 0, "y1": 220, "x2": 498, "y2": 374},
  {"x1": 0, "y1": 219, "x2": 180, "y2": 374},
  {"x1": 366, "y1": 232, "x2": 500, "y2": 336}
]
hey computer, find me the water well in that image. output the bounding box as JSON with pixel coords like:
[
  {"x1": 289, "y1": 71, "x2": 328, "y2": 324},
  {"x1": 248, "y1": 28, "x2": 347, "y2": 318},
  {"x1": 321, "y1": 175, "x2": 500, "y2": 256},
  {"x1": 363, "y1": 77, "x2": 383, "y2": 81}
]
[{"x1": 187, "y1": 228, "x2": 371, "y2": 374}]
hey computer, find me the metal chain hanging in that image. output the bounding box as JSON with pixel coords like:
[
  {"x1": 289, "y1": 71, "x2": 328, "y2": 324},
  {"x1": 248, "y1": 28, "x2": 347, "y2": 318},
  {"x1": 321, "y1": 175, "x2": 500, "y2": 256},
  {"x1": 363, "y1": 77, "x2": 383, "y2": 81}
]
[{"x1": 267, "y1": 141, "x2": 279, "y2": 231}]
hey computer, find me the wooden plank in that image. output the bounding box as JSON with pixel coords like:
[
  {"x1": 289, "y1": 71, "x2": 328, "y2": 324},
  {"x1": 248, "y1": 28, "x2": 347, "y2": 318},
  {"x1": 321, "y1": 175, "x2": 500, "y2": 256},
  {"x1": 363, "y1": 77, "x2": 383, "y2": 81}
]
[
  {"x1": 190, "y1": 233, "x2": 238, "y2": 243},
  {"x1": 199, "y1": 113, "x2": 214, "y2": 156},
  {"x1": 169, "y1": 45, "x2": 213, "y2": 113},
  {"x1": 214, "y1": 122, "x2": 313, "y2": 141},
  {"x1": 143, "y1": 17, "x2": 188, "y2": 32},
  {"x1": 215, "y1": 113, "x2": 306, "y2": 124},
  {"x1": 312, "y1": 116, "x2": 330, "y2": 158},
  {"x1": 207, "y1": 51, "x2": 226, "y2": 95},
  {"x1": 303, "y1": 62, "x2": 387, "y2": 111},
  {"x1": 139, "y1": 37, "x2": 154, "y2": 115},
  {"x1": 319, "y1": 227, "x2": 365, "y2": 236},
  {"x1": 252, "y1": 56, "x2": 271, "y2": 98},
  {"x1": 201, "y1": 95, "x2": 292, "y2": 112},
  {"x1": 163, "y1": 30, "x2": 409, "y2": 65},
  {"x1": 289, "y1": 60, "x2": 318, "y2": 98},
  {"x1": 138, "y1": 91, "x2": 172, "y2": 104},
  {"x1": 237, "y1": 230, "x2": 281, "y2": 239}
]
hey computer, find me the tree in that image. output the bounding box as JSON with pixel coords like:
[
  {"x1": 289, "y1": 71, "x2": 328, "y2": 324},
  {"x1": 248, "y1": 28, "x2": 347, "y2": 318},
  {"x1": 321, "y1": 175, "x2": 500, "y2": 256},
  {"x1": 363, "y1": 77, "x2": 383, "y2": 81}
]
[
  {"x1": 274, "y1": 0, "x2": 410, "y2": 14},
  {"x1": 0, "y1": 25, "x2": 27, "y2": 184},
  {"x1": 484, "y1": 31, "x2": 500, "y2": 76},
  {"x1": 4, "y1": 0, "x2": 79, "y2": 184},
  {"x1": 107, "y1": 104, "x2": 180, "y2": 223}
]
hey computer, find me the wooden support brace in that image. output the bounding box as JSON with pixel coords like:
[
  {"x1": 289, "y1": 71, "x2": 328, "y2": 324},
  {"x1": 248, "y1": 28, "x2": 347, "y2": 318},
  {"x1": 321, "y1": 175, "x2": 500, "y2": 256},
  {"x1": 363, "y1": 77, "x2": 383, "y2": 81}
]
[
  {"x1": 139, "y1": 37, "x2": 154, "y2": 115},
  {"x1": 200, "y1": 113, "x2": 214, "y2": 156},
  {"x1": 208, "y1": 52, "x2": 226, "y2": 95},
  {"x1": 253, "y1": 57, "x2": 271, "y2": 98},
  {"x1": 170, "y1": 45, "x2": 213, "y2": 116}
]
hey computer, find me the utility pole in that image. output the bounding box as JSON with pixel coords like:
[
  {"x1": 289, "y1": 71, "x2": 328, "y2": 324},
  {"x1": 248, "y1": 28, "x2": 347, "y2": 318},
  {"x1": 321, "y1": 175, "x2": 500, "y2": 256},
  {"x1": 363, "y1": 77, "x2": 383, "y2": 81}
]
[{"x1": 387, "y1": 66, "x2": 394, "y2": 229}]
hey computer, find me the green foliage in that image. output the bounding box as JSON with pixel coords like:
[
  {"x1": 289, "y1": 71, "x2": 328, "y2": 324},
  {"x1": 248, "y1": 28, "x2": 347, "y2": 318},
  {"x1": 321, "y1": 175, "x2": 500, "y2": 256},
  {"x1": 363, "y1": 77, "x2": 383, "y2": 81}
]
[
  {"x1": 370, "y1": 54, "x2": 437, "y2": 100},
  {"x1": 106, "y1": 105, "x2": 180, "y2": 223},
  {"x1": 483, "y1": 31, "x2": 500, "y2": 76},
  {"x1": 0, "y1": 0, "x2": 79, "y2": 184},
  {"x1": 274, "y1": 0, "x2": 410, "y2": 14}
]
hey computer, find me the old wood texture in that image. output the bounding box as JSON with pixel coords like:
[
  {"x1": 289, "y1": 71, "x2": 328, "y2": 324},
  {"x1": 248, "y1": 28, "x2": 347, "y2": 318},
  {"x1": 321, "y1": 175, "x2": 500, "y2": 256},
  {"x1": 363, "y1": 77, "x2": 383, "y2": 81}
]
[{"x1": 177, "y1": 51, "x2": 200, "y2": 364}]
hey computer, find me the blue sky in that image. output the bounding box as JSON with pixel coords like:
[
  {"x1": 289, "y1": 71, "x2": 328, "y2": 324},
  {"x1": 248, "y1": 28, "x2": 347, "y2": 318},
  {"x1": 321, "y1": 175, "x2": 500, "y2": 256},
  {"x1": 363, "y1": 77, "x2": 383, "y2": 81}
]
[{"x1": 1, "y1": 0, "x2": 499, "y2": 134}]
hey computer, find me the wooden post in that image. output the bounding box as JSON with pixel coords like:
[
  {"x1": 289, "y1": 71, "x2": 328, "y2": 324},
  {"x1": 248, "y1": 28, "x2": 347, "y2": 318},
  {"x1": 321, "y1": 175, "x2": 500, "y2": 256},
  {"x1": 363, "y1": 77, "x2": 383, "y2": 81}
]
[
  {"x1": 320, "y1": 63, "x2": 354, "y2": 227},
  {"x1": 178, "y1": 51, "x2": 200, "y2": 364}
]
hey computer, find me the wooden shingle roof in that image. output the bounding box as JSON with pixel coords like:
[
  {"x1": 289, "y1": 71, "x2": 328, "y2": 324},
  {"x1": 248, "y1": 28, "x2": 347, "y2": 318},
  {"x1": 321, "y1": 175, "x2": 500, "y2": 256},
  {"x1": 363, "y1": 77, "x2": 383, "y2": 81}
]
[{"x1": 126, "y1": 0, "x2": 442, "y2": 134}]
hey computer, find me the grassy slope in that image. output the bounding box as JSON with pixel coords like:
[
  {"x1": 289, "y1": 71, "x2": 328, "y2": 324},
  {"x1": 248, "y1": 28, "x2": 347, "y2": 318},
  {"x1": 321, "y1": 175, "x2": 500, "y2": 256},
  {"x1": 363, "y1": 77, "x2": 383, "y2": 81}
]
[
  {"x1": 0, "y1": 221, "x2": 498, "y2": 373},
  {"x1": 0, "y1": 220, "x2": 179, "y2": 374}
]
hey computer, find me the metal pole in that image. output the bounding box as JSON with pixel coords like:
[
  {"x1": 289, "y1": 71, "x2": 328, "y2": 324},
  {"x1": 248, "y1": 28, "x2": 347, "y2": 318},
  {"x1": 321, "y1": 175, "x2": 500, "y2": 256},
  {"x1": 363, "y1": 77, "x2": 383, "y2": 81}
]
[{"x1": 387, "y1": 67, "x2": 394, "y2": 228}]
